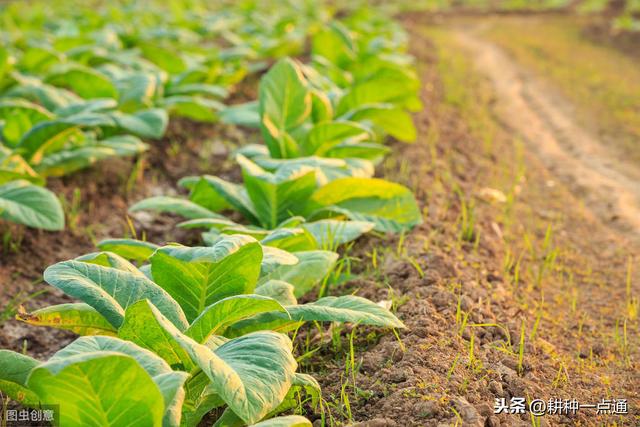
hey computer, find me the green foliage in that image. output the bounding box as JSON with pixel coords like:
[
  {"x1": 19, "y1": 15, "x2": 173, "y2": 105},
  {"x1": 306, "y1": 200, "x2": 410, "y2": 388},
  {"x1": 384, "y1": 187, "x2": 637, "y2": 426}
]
[
  {"x1": 1, "y1": 3, "x2": 422, "y2": 425},
  {"x1": 0, "y1": 180, "x2": 64, "y2": 230}
]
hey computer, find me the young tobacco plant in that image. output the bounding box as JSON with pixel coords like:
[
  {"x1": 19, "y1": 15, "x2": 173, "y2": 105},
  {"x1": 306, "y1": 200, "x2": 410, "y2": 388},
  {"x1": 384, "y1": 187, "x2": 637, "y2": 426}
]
[
  {"x1": 10, "y1": 235, "x2": 403, "y2": 425},
  {"x1": 0, "y1": 334, "x2": 314, "y2": 427},
  {"x1": 130, "y1": 154, "x2": 422, "y2": 234}
]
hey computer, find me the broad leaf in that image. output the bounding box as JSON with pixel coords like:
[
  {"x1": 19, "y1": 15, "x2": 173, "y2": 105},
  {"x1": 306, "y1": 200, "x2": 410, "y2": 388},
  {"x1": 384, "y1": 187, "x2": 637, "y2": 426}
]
[
  {"x1": 48, "y1": 335, "x2": 188, "y2": 427},
  {"x1": 252, "y1": 416, "x2": 312, "y2": 427},
  {"x1": 118, "y1": 302, "x2": 297, "y2": 425},
  {"x1": 0, "y1": 180, "x2": 64, "y2": 230},
  {"x1": 97, "y1": 238, "x2": 159, "y2": 262},
  {"x1": 259, "y1": 58, "x2": 311, "y2": 158},
  {"x1": 181, "y1": 175, "x2": 259, "y2": 224},
  {"x1": 307, "y1": 177, "x2": 422, "y2": 233},
  {"x1": 34, "y1": 135, "x2": 147, "y2": 177},
  {"x1": 254, "y1": 280, "x2": 298, "y2": 306},
  {"x1": 28, "y1": 353, "x2": 165, "y2": 427},
  {"x1": 17, "y1": 303, "x2": 117, "y2": 336},
  {"x1": 302, "y1": 219, "x2": 374, "y2": 249},
  {"x1": 119, "y1": 300, "x2": 196, "y2": 372},
  {"x1": 186, "y1": 294, "x2": 286, "y2": 343},
  {"x1": 44, "y1": 258, "x2": 189, "y2": 329},
  {"x1": 229, "y1": 295, "x2": 404, "y2": 337},
  {"x1": 45, "y1": 65, "x2": 118, "y2": 99},
  {"x1": 150, "y1": 236, "x2": 262, "y2": 322},
  {"x1": 0, "y1": 350, "x2": 40, "y2": 406},
  {"x1": 303, "y1": 121, "x2": 372, "y2": 156},
  {"x1": 129, "y1": 196, "x2": 222, "y2": 220},
  {"x1": 258, "y1": 250, "x2": 338, "y2": 297},
  {"x1": 238, "y1": 155, "x2": 316, "y2": 229}
]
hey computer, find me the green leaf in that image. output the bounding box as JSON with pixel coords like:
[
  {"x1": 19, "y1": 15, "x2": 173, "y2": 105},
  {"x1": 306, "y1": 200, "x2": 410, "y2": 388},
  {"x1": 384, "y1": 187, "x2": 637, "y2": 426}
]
[
  {"x1": 302, "y1": 219, "x2": 374, "y2": 249},
  {"x1": 116, "y1": 301, "x2": 297, "y2": 425},
  {"x1": 285, "y1": 295, "x2": 404, "y2": 328},
  {"x1": 150, "y1": 236, "x2": 262, "y2": 322},
  {"x1": 17, "y1": 120, "x2": 84, "y2": 161},
  {"x1": 307, "y1": 177, "x2": 422, "y2": 233},
  {"x1": 129, "y1": 196, "x2": 222, "y2": 220},
  {"x1": 116, "y1": 72, "x2": 159, "y2": 111},
  {"x1": 260, "y1": 246, "x2": 299, "y2": 275},
  {"x1": 186, "y1": 294, "x2": 286, "y2": 342},
  {"x1": 253, "y1": 416, "x2": 312, "y2": 427},
  {"x1": 346, "y1": 105, "x2": 416, "y2": 142},
  {"x1": 0, "y1": 180, "x2": 64, "y2": 230},
  {"x1": 109, "y1": 108, "x2": 168, "y2": 139},
  {"x1": 310, "y1": 90, "x2": 333, "y2": 123},
  {"x1": 219, "y1": 101, "x2": 260, "y2": 128},
  {"x1": 45, "y1": 65, "x2": 118, "y2": 99},
  {"x1": 239, "y1": 155, "x2": 317, "y2": 229},
  {"x1": 162, "y1": 96, "x2": 223, "y2": 123},
  {"x1": 0, "y1": 350, "x2": 40, "y2": 406},
  {"x1": 182, "y1": 175, "x2": 259, "y2": 225},
  {"x1": 250, "y1": 156, "x2": 373, "y2": 184},
  {"x1": 185, "y1": 176, "x2": 232, "y2": 212},
  {"x1": 230, "y1": 295, "x2": 404, "y2": 337},
  {"x1": 54, "y1": 99, "x2": 118, "y2": 117},
  {"x1": 254, "y1": 280, "x2": 297, "y2": 306},
  {"x1": 259, "y1": 58, "x2": 311, "y2": 158},
  {"x1": 325, "y1": 141, "x2": 390, "y2": 163},
  {"x1": 259, "y1": 250, "x2": 338, "y2": 297},
  {"x1": 29, "y1": 352, "x2": 163, "y2": 426},
  {"x1": 48, "y1": 335, "x2": 188, "y2": 427},
  {"x1": 5, "y1": 80, "x2": 81, "y2": 112},
  {"x1": 16, "y1": 303, "x2": 117, "y2": 336},
  {"x1": 75, "y1": 251, "x2": 145, "y2": 273},
  {"x1": 261, "y1": 228, "x2": 317, "y2": 252},
  {"x1": 304, "y1": 121, "x2": 373, "y2": 156},
  {"x1": 44, "y1": 258, "x2": 189, "y2": 329},
  {"x1": 336, "y1": 67, "x2": 420, "y2": 116},
  {"x1": 51, "y1": 335, "x2": 171, "y2": 376},
  {"x1": 196, "y1": 332, "x2": 297, "y2": 424},
  {"x1": 312, "y1": 21, "x2": 355, "y2": 67},
  {"x1": 140, "y1": 44, "x2": 187, "y2": 74},
  {"x1": 0, "y1": 99, "x2": 53, "y2": 146},
  {"x1": 166, "y1": 83, "x2": 228, "y2": 99},
  {"x1": 33, "y1": 135, "x2": 147, "y2": 178},
  {"x1": 182, "y1": 371, "x2": 225, "y2": 427},
  {"x1": 96, "y1": 238, "x2": 159, "y2": 262},
  {"x1": 269, "y1": 374, "x2": 321, "y2": 419},
  {"x1": 177, "y1": 218, "x2": 238, "y2": 230},
  {"x1": 119, "y1": 300, "x2": 196, "y2": 372}
]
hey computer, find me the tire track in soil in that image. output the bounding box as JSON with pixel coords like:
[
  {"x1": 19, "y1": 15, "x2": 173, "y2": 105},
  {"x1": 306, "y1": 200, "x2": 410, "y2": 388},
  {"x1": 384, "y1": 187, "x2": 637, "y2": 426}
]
[{"x1": 454, "y1": 27, "x2": 640, "y2": 243}]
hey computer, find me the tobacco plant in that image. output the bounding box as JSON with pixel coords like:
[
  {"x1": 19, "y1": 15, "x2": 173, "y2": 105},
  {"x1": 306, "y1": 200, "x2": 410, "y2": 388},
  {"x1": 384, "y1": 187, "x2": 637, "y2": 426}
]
[
  {"x1": 131, "y1": 154, "x2": 422, "y2": 234},
  {"x1": 0, "y1": 333, "x2": 313, "y2": 427},
  {"x1": 9, "y1": 234, "x2": 403, "y2": 425}
]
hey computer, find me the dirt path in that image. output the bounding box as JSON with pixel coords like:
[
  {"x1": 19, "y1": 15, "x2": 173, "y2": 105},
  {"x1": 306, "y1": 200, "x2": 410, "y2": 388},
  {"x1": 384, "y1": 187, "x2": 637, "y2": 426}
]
[
  {"x1": 325, "y1": 15, "x2": 639, "y2": 426},
  {"x1": 454, "y1": 25, "x2": 640, "y2": 243}
]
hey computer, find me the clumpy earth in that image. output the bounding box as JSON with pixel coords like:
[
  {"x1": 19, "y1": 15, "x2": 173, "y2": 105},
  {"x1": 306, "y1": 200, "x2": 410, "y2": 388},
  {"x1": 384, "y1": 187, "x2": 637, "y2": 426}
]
[
  {"x1": 294, "y1": 14, "x2": 639, "y2": 427},
  {"x1": 1, "y1": 12, "x2": 639, "y2": 427}
]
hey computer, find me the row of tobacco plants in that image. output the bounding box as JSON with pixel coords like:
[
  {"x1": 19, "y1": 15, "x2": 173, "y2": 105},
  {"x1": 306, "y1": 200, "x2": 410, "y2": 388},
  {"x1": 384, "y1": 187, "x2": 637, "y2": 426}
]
[{"x1": 0, "y1": 1, "x2": 423, "y2": 426}]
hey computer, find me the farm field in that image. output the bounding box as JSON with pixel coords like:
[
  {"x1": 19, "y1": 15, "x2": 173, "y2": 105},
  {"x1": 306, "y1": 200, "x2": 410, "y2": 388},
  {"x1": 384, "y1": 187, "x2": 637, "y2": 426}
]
[{"x1": 0, "y1": 1, "x2": 639, "y2": 426}]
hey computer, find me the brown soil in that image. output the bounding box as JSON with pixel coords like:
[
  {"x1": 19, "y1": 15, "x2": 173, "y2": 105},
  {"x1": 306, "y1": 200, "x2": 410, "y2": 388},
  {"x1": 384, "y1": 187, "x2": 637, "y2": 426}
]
[
  {"x1": 454, "y1": 25, "x2": 640, "y2": 242},
  {"x1": 294, "y1": 15, "x2": 640, "y2": 427}
]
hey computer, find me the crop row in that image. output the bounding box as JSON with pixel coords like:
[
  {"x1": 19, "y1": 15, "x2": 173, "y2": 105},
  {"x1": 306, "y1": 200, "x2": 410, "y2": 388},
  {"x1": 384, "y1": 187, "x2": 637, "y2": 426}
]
[
  {"x1": 0, "y1": 0, "x2": 324, "y2": 229},
  {"x1": 0, "y1": 2, "x2": 422, "y2": 426}
]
